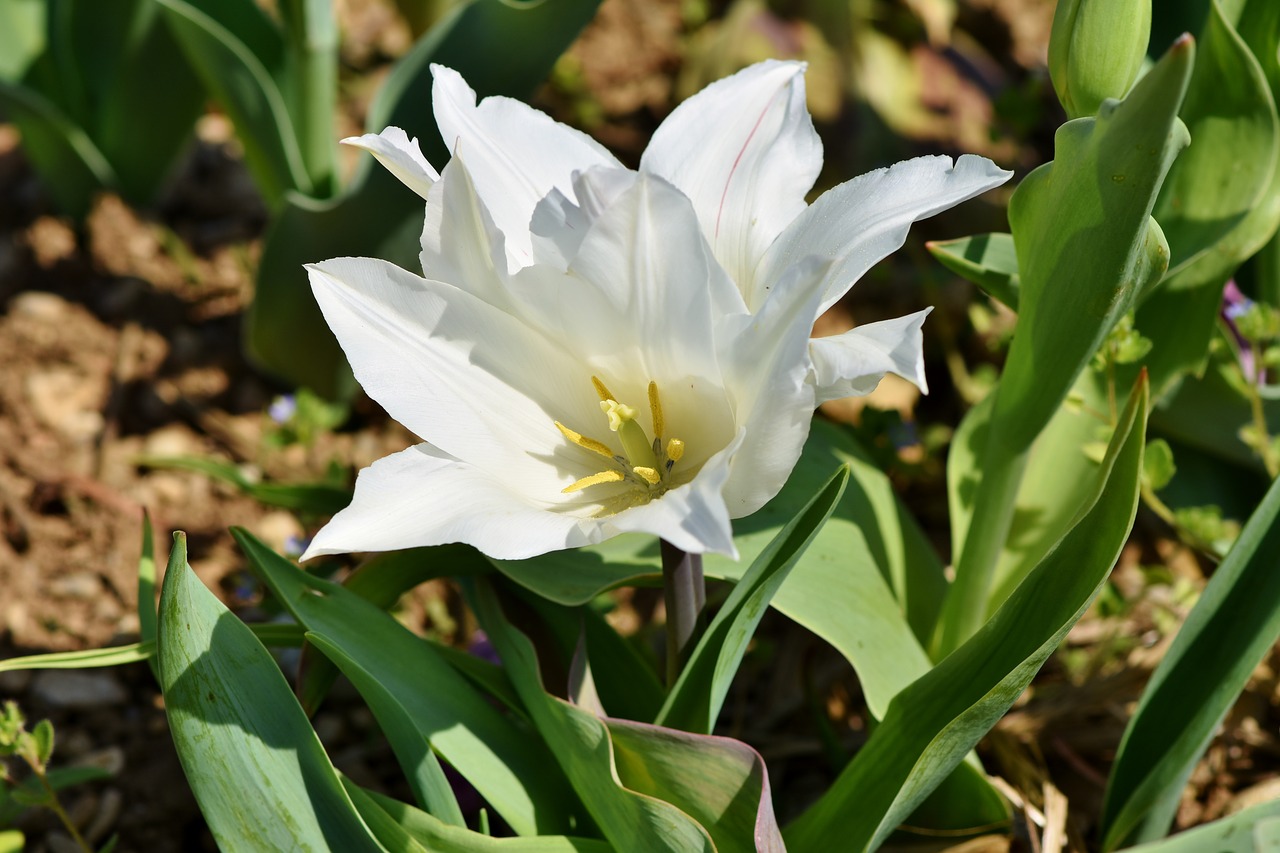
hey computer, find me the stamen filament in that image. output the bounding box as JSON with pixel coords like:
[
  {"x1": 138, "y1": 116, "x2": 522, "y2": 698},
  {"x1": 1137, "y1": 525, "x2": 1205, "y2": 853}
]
[
  {"x1": 554, "y1": 421, "x2": 615, "y2": 460},
  {"x1": 648, "y1": 381, "x2": 664, "y2": 439},
  {"x1": 563, "y1": 470, "x2": 625, "y2": 493}
]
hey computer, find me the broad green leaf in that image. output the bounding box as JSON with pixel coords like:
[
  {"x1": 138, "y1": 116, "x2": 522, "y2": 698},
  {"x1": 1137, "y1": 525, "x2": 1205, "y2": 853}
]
[
  {"x1": 471, "y1": 578, "x2": 715, "y2": 852},
  {"x1": 276, "y1": 0, "x2": 338, "y2": 195},
  {"x1": 658, "y1": 466, "x2": 849, "y2": 732},
  {"x1": 157, "y1": 0, "x2": 312, "y2": 206},
  {"x1": 1119, "y1": 797, "x2": 1280, "y2": 853},
  {"x1": 232, "y1": 528, "x2": 581, "y2": 836},
  {"x1": 0, "y1": 80, "x2": 114, "y2": 218},
  {"x1": 348, "y1": 783, "x2": 612, "y2": 852},
  {"x1": 1101, "y1": 468, "x2": 1280, "y2": 848},
  {"x1": 787, "y1": 375, "x2": 1148, "y2": 852},
  {"x1": 606, "y1": 718, "x2": 783, "y2": 853},
  {"x1": 157, "y1": 533, "x2": 383, "y2": 851},
  {"x1": 248, "y1": 0, "x2": 604, "y2": 395},
  {"x1": 307, "y1": 633, "x2": 465, "y2": 826},
  {"x1": 1133, "y1": 0, "x2": 1280, "y2": 396},
  {"x1": 935, "y1": 36, "x2": 1191, "y2": 654},
  {"x1": 927, "y1": 233, "x2": 1020, "y2": 310}
]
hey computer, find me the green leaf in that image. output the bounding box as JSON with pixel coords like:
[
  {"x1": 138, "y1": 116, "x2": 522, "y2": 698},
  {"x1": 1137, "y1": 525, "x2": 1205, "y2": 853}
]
[
  {"x1": 231, "y1": 528, "x2": 581, "y2": 836},
  {"x1": 927, "y1": 232, "x2": 1020, "y2": 310},
  {"x1": 1133, "y1": 0, "x2": 1280, "y2": 396},
  {"x1": 658, "y1": 466, "x2": 849, "y2": 733},
  {"x1": 138, "y1": 511, "x2": 158, "y2": 679},
  {"x1": 306, "y1": 632, "x2": 465, "y2": 826},
  {"x1": 157, "y1": 0, "x2": 312, "y2": 206},
  {"x1": 935, "y1": 34, "x2": 1191, "y2": 654},
  {"x1": 1101, "y1": 467, "x2": 1280, "y2": 848},
  {"x1": 1118, "y1": 797, "x2": 1280, "y2": 852},
  {"x1": 470, "y1": 578, "x2": 716, "y2": 852},
  {"x1": 786, "y1": 375, "x2": 1148, "y2": 852},
  {"x1": 138, "y1": 454, "x2": 352, "y2": 515},
  {"x1": 30, "y1": 719, "x2": 53, "y2": 768},
  {"x1": 0, "y1": 643, "x2": 154, "y2": 672},
  {"x1": 347, "y1": 782, "x2": 612, "y2": 852},
  {"x1": 248, "y1": 0, "x2": 604, "y2": 396},
  {"x1": 606, "y1": 718, "x2": 783, "y2": 853},
  {"x1": 0, "y1": 80, "x2": 114, "y2": 218},
  {"x1": 156, "y1": 532, "x2": 384, "y2": 850},
  {"x1": 0, "y1": 0, "x2": 43, "y2": 80},
  {"x1": 0, "y1": 830, "x2": 23, "y2": 853}
]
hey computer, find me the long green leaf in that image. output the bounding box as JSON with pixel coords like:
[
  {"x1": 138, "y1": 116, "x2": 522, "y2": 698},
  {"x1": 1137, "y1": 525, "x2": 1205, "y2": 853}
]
[
  {"x1": 348, "y1": 783, "x2": 612, "y2": 852},
  {"x1": 471, "y1": 578, "x2": 715, "y2": 852},
  {"x1": 1101, "y1": 471, "x2": 1280, "y2": 848},
  {"x1": 157, "y1": 532, "x2": 383, "y2": 851},
  {"x1": 926, "y1": 232, "x2": 1020, "y2": 310},
  {"x1": 231, "y1": 528, "x2": 581, "y2": 836},
  {"x1": 248, "y1": 0, "x2": 604, "y2": 395},
  {"x1": 786, "y1": 375, "x2": 1148, "y2": 852},
  {"x1": 1119, "y1": 797, "x2": 1280, "y2": 853},
  {"x1": 935, "y1": 35, "x2": 1191, "y2": 655},
  {"x1": 658, "y1": 466, "x2": 848, "y2": 732}
]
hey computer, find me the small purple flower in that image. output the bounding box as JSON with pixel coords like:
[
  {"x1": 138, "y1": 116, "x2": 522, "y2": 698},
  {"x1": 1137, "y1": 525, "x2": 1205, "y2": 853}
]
[
  {"x1": 269, "y1": 394, "x2": 298, "y2": 424},
  {"x1": 1222, "y1": 280, "x2": 1262, "y2": 385},
  {"x1": 283, "y1": 534, "x2": 311, "y2": 559}
]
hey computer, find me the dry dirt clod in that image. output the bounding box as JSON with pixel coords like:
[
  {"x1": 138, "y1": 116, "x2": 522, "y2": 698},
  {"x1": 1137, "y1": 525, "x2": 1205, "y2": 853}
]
[{"x1": 30, "y1": 670, "x2": 128, "y2": 709}]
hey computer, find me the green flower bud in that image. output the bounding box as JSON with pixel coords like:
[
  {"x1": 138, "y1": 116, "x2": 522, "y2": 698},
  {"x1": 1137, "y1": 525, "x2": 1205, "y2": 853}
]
[{"x1": 1049, "y1": 0, "x2": 1152, "y2": 118}]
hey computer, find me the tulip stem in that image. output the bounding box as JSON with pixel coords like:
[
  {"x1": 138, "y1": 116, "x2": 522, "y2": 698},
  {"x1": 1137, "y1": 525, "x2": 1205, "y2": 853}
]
[{"x1": 660, "y1": 541, "x2": 705, "y2": 686}]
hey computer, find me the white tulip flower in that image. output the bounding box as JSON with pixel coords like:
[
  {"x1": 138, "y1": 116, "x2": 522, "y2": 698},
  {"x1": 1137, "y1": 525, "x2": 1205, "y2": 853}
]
[{"x1": 302, "y1": 61, "x2": 1010, "y2": 562}]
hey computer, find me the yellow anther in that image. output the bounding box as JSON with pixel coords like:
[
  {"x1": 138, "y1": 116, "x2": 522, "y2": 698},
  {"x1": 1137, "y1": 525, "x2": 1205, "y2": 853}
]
[
  {"x1": 554, "y1": 421, "x2": 615, "y2": 460},
  {"x1": 562, "y1": 470, "x2": 625, "y2": 494},
  {"x1": 648, "y1": 381, "x2": 664, "y2": 439},
  {"x1": 591, "y1": 375, "x2": 616, "y2": 402},
  {"x1": 633, "y1": 466, "x2": 660, "y2": 485},
  {"x1": 600, "y1": 399, "x2": 637, "y2": 432},
  {"x1": 665, "y1": 438, "x2": 685, "y2": 463}
]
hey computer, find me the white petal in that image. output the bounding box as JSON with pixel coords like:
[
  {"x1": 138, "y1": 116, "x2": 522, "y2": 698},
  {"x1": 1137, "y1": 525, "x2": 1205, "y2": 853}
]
[
  {"x1": 641, "y1": 60, "x2": 822, "y2": 290},
  {"x1": 529, "y1": 165, "x2": 637, "y2": 271},
  {"x1": 431, "y1": 64, "x2": 623, "y2": 271},
  {"x1": 718, "y1": 256, "x2": 831, "y2": 517},
  {"x1": 755, "y1": 154, "x2": 1012, "y2": 313},
  {"x1": 301, "y1": 444, "x2": 601, "y2": 561},
  {"x1": 508, "y1": 173, "x2": 745, "y2": 471},
  {"x1": 607, "y1": 430, "x2": 745, "y2": 558},
  {"x1": 342, "y1": 128, "x2": 439, "y2": 200},
  {"x1": 307, "y1": 257, "x2": 604, "y2": 498},
  {"x1": 420, "y1": 157, "x2": 512, "y2": 310},
  {"x1": 809, "y1": 308, "x2": 932, "y2": 404}
]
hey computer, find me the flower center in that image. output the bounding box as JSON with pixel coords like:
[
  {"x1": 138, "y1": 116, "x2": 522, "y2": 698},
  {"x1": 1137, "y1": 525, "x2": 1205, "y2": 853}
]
[{"x1": 555, "y1": 376, "x2": 686, "y2": 500}]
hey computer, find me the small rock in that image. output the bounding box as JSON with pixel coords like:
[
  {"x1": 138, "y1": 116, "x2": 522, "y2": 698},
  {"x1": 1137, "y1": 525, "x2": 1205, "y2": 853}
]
[
  {"x1": 47, "y1": 831, "x2": 83, "y2": 853},
  {"x1": 58, "y1": 729, "x2": 94, "y2": 759},
  {"x1": 31, "y1": 671, "x2": 127, "y2": 709},
  {"x1": 76, "y1": 745, "x2": 125, "y2": 776},
  {"x1": 143, "y1": 424, "x2": 203, "y2": 459},
  {"x1": 251, "y1": 511, "x2": 304, "y2": 554},
  {"x1": 25, "y1": 369, "x2": 104, "y2": 443},
  {"x1": 9, "y1": 290, "x2": 70, "y2": 321},
  {"x1": 49, "y1": 571, "x2": 101, "y2": 601}
]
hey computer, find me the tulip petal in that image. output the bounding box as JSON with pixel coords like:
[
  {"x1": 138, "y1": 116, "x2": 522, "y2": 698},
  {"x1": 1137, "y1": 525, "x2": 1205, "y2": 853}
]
[
  {"x1": 756, "y1": 154, "x2": 1012, "y2": 313},
  {"x1": 809, "y1": 308, "x2": 932, "y2": 404},
  {"x1": 342, "y1": 128, "x2": 439, "y2": 200},
  {"x1": 302, "y1": 444, "x2": 601, "y2": 561},
  {"x1": 431, "y1": 65, "x2": 622, "y2": 271},
  {"x1": 641, "y1": 60, "x2": 822, "y2": 289},
  {"x1": 420, "y1": 157, "x2": 513, "y2": 310},
  {"x1": 307, "y1": 257, "x2": 606, "y2": 497},
  {"x1": 718, "y1": 257, "x2": 830, "y2": 517}
]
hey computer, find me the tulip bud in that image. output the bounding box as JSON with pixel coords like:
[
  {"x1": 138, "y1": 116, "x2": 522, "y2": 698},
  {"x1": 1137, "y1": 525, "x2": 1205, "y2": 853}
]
[{"x1": 1049, "y1": 0, "x2": 1152, "y2": 118}]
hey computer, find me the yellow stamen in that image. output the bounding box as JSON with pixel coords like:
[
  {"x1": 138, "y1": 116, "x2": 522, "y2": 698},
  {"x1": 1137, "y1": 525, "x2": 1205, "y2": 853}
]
[
  {"x1": 648, "y1": 381, "x2": 664, "y2": 439},
  {"x1": 554, "y1": 421, "x2": 615, "y2": 460},
  {"x1": 633, "y1": 466, "x2": 660, "y2": 485},
  {"x1": 562, "y1": 470, "x2": 625, "y2": 493},
  {"x1": 591, "y1": 375, "x2": 616, "y2": 402},
  {"x1": 666, "y1": 438, "x2": 685, "y2": 463}
]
